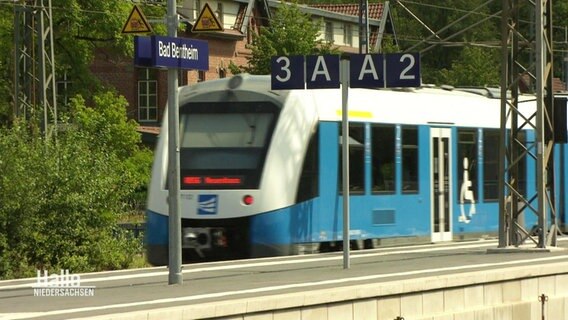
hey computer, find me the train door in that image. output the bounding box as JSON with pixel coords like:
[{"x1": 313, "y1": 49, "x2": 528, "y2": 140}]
[{"x1": 430, "y1": 128, "x2": 453, "y2": 242}]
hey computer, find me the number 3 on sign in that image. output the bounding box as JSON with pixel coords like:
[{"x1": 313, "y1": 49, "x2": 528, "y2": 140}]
[
  {"x1": 271, "y1": 56, "x2": 305, "y2": 90},
  {"x1": 275, "y1": 57, "x2": 291, "y2": 82}
]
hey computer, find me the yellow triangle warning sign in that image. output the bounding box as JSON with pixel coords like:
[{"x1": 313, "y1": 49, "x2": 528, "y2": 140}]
[
  {"x1": 192, "y1": 3, "x2": 224, "y2": 32},
  {"x1": 122, "y1": 5, "x2": 153, "y2": 34}
]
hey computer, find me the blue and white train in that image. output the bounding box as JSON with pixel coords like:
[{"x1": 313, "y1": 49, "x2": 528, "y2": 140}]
[{"x1": 145, "y1": 73, "x2": 567, "y2": 265}]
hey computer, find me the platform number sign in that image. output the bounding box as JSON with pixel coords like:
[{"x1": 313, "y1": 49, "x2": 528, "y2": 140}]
[
  {"x1": 271, "y1": 56, "x2": 305, "y2": 90},
  {"x1": 305, "y1": 55, "x2": 340, "y2": 89},
  {"x1": 385, "y1": 53, "x2": 420, "y2": 87},
  {"x1": 271, "y1": 53, "x2": 420, "y2": 90},
  {"x1": 349, "y1": 54, "x2": 384, "y2": 88}
]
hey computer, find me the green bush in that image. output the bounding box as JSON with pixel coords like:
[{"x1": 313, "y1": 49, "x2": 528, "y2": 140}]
[{"x1": 0, "y1": 92, "x2": 152, "y2": 279}]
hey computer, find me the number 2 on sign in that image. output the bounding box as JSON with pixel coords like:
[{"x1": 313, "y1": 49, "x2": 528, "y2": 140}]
[{"x1": 399, "y1": 53, "x2": 416, "y2": 80}]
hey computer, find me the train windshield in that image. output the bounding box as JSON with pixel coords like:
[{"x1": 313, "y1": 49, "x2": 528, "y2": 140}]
[{"x1": 178, "y1": 101, "x2": 279, "y2": 189}]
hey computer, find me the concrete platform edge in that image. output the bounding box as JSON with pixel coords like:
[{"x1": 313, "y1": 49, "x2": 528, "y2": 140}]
[{"x1": 73, "y1": 260, "x2": 568, "y2": 320}]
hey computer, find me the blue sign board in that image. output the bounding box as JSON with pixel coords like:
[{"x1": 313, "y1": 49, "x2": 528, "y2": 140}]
[
  {"x1": 306, "y1": 55, "x2": 340, "y2": 89},
  {"x1": 350, "y1": 54, "x2": 384, "y2": 88},
  {"x1": 385, "y1": 53, "x2": 420, "y2": 88},
  {"x1": 134, "y1": 35, "x2": 209, "y2": 70},
  {"x1": 271, "y1": 53, "x2": 420, "y2": 90},
  {"x1": 270, "y1": 56, "x2": 305, "y2": 90}
]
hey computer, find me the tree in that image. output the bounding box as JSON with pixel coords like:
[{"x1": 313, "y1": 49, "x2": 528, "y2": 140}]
[
  {"x1": 0, "y1": 1, "x2": 168, "y2": 126},
  {"x1": 51, "y1": 1, "x2": 166, "y2": 97},
  {"x1": 69, "y1": 91, "x2": 154, "y2": 212},
  {"x1": 437, "y1": 46, "x2": 500, "y2": 86},
  {"x1": 391, "y1": 0, "x2": 568, "y2": 86},
  {"x1": 233, "y1": 1, "x2": 339, "y2": 75},
  {"x1": 0, "y1": 2, "x2": 158, "y2": 279},
  {"x1": 553, "y1": 2, "x2": 568, "y2": 81},
  {"x1": 391, "y1": 0, "x2": 500, "y2": 85},
  {"x1": 0, "y1": 91, "x2": 152, "y2": 279}
]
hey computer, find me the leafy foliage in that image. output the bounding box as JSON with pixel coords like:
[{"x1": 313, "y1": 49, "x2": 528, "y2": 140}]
[
  {"x1": 70, "y1": 92, "x2": 141, "y2": 159},
  {"x1": 388, "y1": 0, "x2": 568, "y2": 85},
  {"x1": 0, "y1": 1, "x2": 168, "y2": 117},
  {"x1": 69, "y1": 92, "x2": 154, "y2": 213},
  {"x1": 437, "y1": 46, "x2": 500, "y2": 86},
  {"x1": 0, "y1": 92, "x2": 152, "y2": 279},
  {"x1": 237, "y1": 1, "x2": 339, "y2": 74},
  {"x1": 391, "y1": 0, "x2": 500, "y2": 85}
]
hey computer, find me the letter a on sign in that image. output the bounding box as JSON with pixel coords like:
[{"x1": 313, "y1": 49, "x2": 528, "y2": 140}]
[
  {"x1": 192, "y1": 3, "x2": 224, "y2": 32},
  {"x1": 306, "y1": 55, "x2": 340, "y2": 89},
  {"x1": 350, "y1": 54, "x2": 384, "y2": 88},
  {"x1": 122, "y1": 5, "x2": 153, "y2": 34}
]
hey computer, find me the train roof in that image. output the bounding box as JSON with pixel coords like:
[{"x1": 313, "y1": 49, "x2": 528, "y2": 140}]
[
  {"x1": 178, "y1": 74, "x2": 290, "y2": 106},
  {"x1": 179, "y1": 74, "x2": 540, "y2": 129}
]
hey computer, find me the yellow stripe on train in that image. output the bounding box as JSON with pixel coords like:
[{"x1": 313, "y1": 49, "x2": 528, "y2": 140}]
[{"x1": 335, "y1": 110, "x2": 373, "y2": 119}]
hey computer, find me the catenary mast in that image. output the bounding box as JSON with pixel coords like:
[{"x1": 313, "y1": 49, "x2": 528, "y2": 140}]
[
  {"x1": 13, "y1": 0, "x2": 57, "y2": 138},
  {"x1": 498, "y1": 0, "x2": 557, "y2": 249}
]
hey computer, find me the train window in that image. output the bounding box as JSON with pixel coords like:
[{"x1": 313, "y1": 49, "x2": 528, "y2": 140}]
[
  {"x1": 371, "y1": 124, "x2": 396, "y2": 193},
  {"x1": 518, "y1": 131, "x2": 527, "y2": 198},
  {"x1": 510, "y1": 130, "x2": 527, "y2": 198},
  {"x1": 177, "y1": 101, "x2": 279, "y2": 189},
  {"x1": 482, "y1": 129, "x2": 528, "y2": 201},
  {"x1": 483, "y1": 129, "x2": 500, "y2": 201},
  {"x1": 402, "y1": 126, "x2": 419, "y2": 193},
  {"x1": 458, "y1": 129, "x2": 478, "y2": 202},
  {"x1": 296, "y1": 128, "x2": 319, "y2": 202},
  {"x1": 339, "y1": 123, "x2": 365, "y2": 194}
]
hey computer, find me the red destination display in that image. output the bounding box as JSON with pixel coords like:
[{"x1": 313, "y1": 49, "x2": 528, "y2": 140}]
[{"x1": 183, "y1": 176, "x2": 243, "y2": 186}]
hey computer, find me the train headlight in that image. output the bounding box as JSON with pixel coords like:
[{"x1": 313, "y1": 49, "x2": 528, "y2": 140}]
[
  {"x1": 183, "y1": 228, "x2": 211, "y2": 249},
  {"x1": 242, "y1": 195, "x2": 254, "y2": 206},
  {"x1": 196, "y1": 233, "x2": 209, "y2": 246},
  {"x1": 228, "y1": 74, "x2": 243, "y2": 89}
]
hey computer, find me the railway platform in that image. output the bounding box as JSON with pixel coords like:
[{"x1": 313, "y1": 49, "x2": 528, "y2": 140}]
[{"x1": 1, "y1": 238, "x2": 567, "y2": 320}]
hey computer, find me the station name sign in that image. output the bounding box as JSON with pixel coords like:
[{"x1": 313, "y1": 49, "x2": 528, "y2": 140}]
[
  {"x1": 134, "y1": 35, "x2": 209, "y2": 70},
  {"x1": 271, "y1": 53, "x2": 420, "y2": 90}
]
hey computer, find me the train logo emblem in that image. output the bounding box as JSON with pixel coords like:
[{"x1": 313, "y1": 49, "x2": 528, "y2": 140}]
[{"x1": 198, "y1": 195, "x2": 218, "y2": 215}]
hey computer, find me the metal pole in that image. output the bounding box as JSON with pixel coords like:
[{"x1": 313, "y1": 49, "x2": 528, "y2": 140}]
[
  {"x1": 498, "y1": 0, "x2": 510, "y2": 248},
  {"x1": 167, "y1": 0, "x2": 182, "y2": 285},
  {"x1": 358, "y1": 0, "x2": 369, "y2": 54},
  {"x1": 340, "y1": 58, "x2": 350, "y2": 269},
  {"x1": 565, "y1": 27, "x2": 568, "y2": 91},
  {"x1": 364, "y1": 0, "x2": 369, "y2": 54},
  {"x1": 535, "y1": 0, "x2": 546, "y2": 248}
]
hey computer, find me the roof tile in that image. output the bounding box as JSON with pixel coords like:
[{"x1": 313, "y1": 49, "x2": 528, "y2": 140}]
[{"x1": 308, "y1": 3, "x2": 384, "y2": 20}]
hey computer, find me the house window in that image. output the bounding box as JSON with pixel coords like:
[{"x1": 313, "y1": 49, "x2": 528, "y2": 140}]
[
  {"x1": 216, "y1": 3, "x2": 224, "y2": 25},
  {"x1": 198, "y1": 71, "x2": 206, "y2": 82},
  {"x1": 137, "y1": 68, "x2": 158, "y2": 122},
  {"x1": 194, "y1": 0, "x2": 201, "y2": 19},
  {"x1": 343, "y1": 24, "x2": 352, "y2": 46},
  {"x1": 325, "y1": 21, "x2": 333, "y2": 42}
]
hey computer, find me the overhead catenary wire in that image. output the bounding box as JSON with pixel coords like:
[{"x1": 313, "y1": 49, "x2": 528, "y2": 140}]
[
  {"x1": 2, "y1": 0, "x2": 567, "y2": 55},
  {"x1": 392, "y1": 0, "x2": 500, "y2": 53}
]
